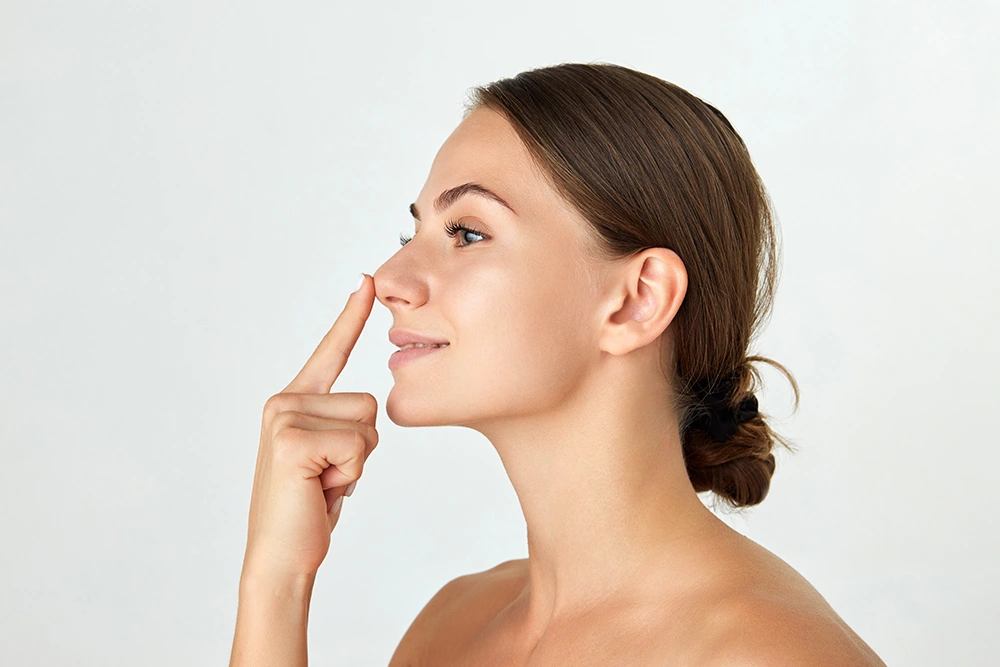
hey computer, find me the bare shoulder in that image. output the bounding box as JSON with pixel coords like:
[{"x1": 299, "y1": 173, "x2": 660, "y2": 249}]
[
  {"x1": 691, "y1": 541, "x2": 887, "y2": 667},
  {"x1": 387, "y1": 542, "x2": 887, "y2": 666},
  {"x1": 387, "y1": 559, "x2": 525, "y2": 667},
  {"x1": 693, "y1": 593, "x2": 887, "y2": 667}
]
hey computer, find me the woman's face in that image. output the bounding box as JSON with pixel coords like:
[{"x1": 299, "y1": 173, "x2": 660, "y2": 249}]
[{"x1": 374, "y1": 107, "x2": 611, "y2": 428}]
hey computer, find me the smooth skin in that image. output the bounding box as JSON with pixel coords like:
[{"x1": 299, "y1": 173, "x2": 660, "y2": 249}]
[
  {"x1": 374, "y1": 107, "x2": 884, "y2": 665},
  {"x1": 229, "y1": 106, "x2": 886, "y2": 666},
  {"x1": 229, "y1": 274, "x2": 378, "y2": 667}
]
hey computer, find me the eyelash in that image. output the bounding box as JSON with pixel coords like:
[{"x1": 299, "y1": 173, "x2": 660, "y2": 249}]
[{"x1": 399, "y1": 219, "x2": 489, "y2": 248}]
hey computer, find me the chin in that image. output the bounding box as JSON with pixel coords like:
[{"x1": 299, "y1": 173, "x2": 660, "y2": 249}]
[{"x1": 385, "y1": 390, "x2": 446, "y2": 427}]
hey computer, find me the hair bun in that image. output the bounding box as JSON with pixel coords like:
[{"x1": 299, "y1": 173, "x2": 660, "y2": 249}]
[
  {"x1": 689, "y1": 393, "x2": 758, "y2": 444},
  {"x1": 686, "y1": 372, "x2": 759, "y2": 443}
]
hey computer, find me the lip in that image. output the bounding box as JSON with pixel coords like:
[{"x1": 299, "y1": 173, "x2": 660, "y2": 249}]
[
  {"x1": 388, "y1": 343, "x2": 448, "y2": 370},
  {"x1": 388, "y1": 329, "x2": 450, "y2": 347}
]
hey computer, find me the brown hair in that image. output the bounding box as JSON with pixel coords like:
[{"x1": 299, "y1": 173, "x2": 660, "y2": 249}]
[{"x1": 465, "y1": 62, "x2": 800, "y2": 510}]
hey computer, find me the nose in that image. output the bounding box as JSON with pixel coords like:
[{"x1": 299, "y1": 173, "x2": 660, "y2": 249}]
[{"x1": 373, "y1": 253, "x2": 425, "y2": 312}]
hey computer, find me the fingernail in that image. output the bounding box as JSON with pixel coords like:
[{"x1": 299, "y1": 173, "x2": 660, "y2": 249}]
[
  {"x1": 344, "y1": 480, "x2": 358, "y2": 497},
  {"x1": 352, "y1": 273, "x2": 366, "y2": 294},
  {"x1": 330, "y1": 495, "x2": 344, "y2": 514}
]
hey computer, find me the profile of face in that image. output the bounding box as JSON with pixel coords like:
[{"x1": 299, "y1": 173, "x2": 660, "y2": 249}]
[{"x1": 373, "y1": 107, "x2": 625, "y2": 431}]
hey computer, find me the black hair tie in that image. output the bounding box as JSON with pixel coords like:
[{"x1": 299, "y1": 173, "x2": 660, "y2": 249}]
[{"x1": 688, "y1": 372, "x2": 759, "y2": 443}]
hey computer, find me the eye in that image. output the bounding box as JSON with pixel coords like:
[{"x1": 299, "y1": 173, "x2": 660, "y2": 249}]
[
  {"x1": 443, "y1": 220, "x2": 488, "y2": 247},
  {"x1": 399, "y1": 219, "x2": 489, "y2": 248}
]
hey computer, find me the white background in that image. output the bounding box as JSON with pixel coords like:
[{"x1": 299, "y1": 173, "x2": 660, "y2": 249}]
[{"x1": 2, "y1": 1, "x2": 997, "y2": 665}]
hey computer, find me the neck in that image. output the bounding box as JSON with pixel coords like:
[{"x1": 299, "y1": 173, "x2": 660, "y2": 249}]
[{"x1": 470, "y1": 356, "x2": 731, "y2": 637}]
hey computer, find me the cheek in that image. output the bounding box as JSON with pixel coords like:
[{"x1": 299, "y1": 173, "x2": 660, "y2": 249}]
[{"x1": 450, "y1": 266, "x2": 593, "y2": 391}]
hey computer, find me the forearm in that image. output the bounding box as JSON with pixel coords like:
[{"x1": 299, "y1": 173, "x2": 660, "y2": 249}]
[{"x1": 229, "y1": 569, "x2": 317, "y2": 667}]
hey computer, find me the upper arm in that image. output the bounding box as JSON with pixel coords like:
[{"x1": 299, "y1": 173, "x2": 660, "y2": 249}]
[{"x1": 387, "y1": 574, "x2": 475, "y2": 667}]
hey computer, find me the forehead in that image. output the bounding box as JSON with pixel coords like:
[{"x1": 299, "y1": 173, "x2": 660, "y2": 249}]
[{"x1": 416, "y1": 107, "x2": 559, "y2": 220}]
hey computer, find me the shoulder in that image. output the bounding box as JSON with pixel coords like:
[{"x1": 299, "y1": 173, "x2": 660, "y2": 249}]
[
  {"x1": 388, "y1": 559, "x2": 525, "y2": 667},
  {"x1": 680, "y1": 531, "x2": 887, "y2": 666},
  {"x1": 692, "y1": 591, "x2": 887, "y2": 667}
]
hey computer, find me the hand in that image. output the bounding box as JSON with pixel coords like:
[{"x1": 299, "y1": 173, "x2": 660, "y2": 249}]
[{"x1": 241, "y1": 274, "x2": 378, "y2": 581}]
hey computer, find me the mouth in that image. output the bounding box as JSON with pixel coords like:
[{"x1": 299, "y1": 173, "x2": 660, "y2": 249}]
[
  {"x1": 396, "y1": 343, "x2": 449, "y2": 351},
  {"x1": 388, "y1": 343, "x2": 449, "y2": 370}
]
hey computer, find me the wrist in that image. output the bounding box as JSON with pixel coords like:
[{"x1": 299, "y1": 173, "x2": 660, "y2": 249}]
[
  {"x1": 239, "y1": 564, "x2": 317, "y2": 600},
  {"x1": 230, "y1": 566, "x2": 314, "y2": 667}
]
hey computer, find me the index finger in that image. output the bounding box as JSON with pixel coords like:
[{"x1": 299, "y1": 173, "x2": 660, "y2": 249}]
[{"x1": 283, "y1": 273, "x2": 374, "y2": 394}]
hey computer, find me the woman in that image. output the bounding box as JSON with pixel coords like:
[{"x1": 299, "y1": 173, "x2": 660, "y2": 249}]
[{"x1": 230, "y1": 62, "x2": 887, "y2": 665}]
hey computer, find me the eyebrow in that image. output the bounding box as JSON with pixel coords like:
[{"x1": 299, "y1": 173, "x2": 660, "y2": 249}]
[{"x1": 409, "y1": 182, "x2": 517, "y2": 221}]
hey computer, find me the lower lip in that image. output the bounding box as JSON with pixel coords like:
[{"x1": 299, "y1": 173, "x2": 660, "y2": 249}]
[{"x1": 389, "y1": 344, "x2": 449, "y2": 370}]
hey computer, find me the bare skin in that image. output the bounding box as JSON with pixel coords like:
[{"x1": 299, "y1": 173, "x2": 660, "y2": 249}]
[
  {"x1": 230, "y1": 103, "x2": 885, "y2": 664},
  {"x1": 392, "y1": 547, "x2": 886, "y2": 666},
  {"x1": 376, "y1": 106, "x2": 886, "y2": 665},
  {"x1": 229, "y1": 275, "x2": 379, "y2": 667}
]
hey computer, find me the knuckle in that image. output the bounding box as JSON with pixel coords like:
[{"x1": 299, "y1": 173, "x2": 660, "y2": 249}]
[
  {"x1": 269, "y1": 410, "x2": 300, "y2": 440},
  {"x1": 359, "y1": 392, "x2": 378, "y2": 419},
  {"x1": 270, "y1": 409, "x2": 294, "y2": 429},
  {"x1": 336, "y1": 429, "x2": 366, "y2": 464},
  {"x1": 349, "y1": 428, "x2": 367, "y2": 456},
  {"x1": 263, "y1": 393, "x2": 297, "y2": 423}
]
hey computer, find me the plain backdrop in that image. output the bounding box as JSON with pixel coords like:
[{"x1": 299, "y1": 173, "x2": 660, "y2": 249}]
[{"x1": 2, "y1": 1, "x2": 997, "y2": 665}]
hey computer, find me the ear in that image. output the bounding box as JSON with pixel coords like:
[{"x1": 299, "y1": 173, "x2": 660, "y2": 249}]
[{"x1": 599, "y1": 248, "x2": 687, "y2": 356}]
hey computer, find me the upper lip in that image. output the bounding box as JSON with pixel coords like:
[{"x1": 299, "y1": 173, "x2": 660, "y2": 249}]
[{"x1": 389, "y1": 329, "x2": 450, "y2": 348}]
